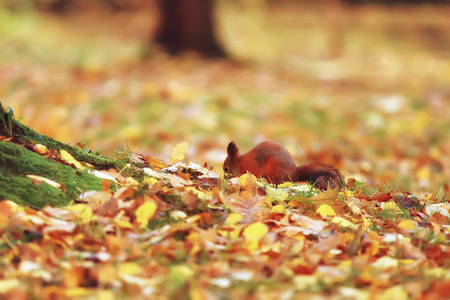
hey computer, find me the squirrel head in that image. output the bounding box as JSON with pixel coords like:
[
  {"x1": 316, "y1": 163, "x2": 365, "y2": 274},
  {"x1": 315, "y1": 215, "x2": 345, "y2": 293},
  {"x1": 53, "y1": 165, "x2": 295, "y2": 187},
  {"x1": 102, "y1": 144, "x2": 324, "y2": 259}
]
[{"x1": 223, "y1": 141, "x2": 240, "y2": 176}]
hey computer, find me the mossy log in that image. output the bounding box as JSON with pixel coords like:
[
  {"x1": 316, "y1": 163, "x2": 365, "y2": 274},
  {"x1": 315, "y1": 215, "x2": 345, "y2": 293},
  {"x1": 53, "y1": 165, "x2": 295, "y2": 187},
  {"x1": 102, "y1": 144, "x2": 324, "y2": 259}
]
[{"x1": 0, "y1": 103, "x2": 140, "y2": 208}]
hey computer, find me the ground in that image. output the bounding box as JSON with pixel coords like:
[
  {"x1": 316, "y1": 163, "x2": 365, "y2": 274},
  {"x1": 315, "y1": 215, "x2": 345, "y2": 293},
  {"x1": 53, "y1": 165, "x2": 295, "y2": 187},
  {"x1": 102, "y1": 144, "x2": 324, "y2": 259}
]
[{"x1": 0, "y1": 1, "x2": 450, "y2": 299}]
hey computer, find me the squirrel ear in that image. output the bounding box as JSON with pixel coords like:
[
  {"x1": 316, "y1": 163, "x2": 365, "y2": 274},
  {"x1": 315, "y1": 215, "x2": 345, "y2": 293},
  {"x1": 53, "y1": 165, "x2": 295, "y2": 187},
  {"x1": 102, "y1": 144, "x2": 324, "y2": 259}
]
[{"x1": 227, "y1": 142, "x2": 239, "y2": 157}]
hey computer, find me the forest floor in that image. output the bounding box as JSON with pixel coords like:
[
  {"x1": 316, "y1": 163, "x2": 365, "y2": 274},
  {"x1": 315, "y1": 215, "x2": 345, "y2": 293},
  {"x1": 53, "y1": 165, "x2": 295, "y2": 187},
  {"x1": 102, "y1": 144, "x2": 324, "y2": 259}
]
[{"x1": 1, "y1": 2, "x2": 450, "y2": 299}]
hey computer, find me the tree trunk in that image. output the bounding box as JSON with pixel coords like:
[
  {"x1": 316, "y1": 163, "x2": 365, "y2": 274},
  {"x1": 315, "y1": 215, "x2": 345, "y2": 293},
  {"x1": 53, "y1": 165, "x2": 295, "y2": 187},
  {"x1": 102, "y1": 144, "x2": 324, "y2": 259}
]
[{"x1": 155, "y1": 0, "x2": 226, "y2": 57}]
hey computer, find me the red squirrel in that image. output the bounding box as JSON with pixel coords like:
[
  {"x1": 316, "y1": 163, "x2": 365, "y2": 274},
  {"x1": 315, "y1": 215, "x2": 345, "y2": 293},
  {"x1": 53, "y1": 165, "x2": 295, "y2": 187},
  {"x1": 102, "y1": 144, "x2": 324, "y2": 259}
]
[{"x1": 223, "y1": 141, "x2": 342, "y2": 190}]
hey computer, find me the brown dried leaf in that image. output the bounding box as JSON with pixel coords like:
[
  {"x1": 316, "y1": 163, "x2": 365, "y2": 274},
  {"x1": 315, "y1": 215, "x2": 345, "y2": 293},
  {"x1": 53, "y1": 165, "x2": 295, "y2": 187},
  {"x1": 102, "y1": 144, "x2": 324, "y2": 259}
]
[
  {"x1": 223, "y1": 193, "x2": 267, "y2": 223},
  {"x1": 181, "y1": 189, "x2": 198, "y2": 210}
]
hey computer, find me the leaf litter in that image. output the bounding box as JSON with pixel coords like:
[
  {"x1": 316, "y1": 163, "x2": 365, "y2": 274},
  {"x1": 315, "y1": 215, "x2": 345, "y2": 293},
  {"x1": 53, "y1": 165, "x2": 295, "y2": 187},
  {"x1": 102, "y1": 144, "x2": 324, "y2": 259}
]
[
  {"x1": 1, "y1": 2, "x2": 450, "y2": 299},
  {"x1": 0, "y1": 141, "x2": 449, "y2": 299}
]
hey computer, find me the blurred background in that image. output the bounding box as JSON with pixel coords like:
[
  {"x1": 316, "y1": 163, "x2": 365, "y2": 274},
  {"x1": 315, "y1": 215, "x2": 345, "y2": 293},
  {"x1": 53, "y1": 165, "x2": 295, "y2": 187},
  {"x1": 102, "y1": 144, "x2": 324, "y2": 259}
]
[{"x1": 1, "y1": 0, "x2": 449, "y2": 192}]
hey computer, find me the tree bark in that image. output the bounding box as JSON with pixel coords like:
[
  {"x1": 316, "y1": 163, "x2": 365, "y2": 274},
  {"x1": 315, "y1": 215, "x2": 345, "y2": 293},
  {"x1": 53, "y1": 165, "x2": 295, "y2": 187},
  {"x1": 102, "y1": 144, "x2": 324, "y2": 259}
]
[{"x1": 155, "y1": 0, "x2": 226, "y2": 57}]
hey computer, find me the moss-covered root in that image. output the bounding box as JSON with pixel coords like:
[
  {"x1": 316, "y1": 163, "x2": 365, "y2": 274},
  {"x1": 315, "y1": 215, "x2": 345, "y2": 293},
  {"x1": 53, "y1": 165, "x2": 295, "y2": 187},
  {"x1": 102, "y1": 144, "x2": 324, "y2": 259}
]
[
  {"x1": 0, "y1": 102, "x2": 121, "y2": 170},
  {"x1": 0, "y1": 141, "x2": 103, "y2": 208}
]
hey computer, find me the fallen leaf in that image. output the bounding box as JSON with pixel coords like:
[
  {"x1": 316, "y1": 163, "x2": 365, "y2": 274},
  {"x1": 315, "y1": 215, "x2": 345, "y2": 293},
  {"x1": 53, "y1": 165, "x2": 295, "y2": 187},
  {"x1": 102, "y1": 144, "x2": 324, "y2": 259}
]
[
  {"x1": 331, "y1": 216, "x2": 358, "y2": 230},
  {"x1": 238, "y1": 173, "x2": 258, "y2": 192},
  {"x1": 225, "y1": 213, "x2": 243, "y2": 225},
  {"x1": 270, "y1": 204, "x2": 286, "y2": 214},
  {"x1": 135, "y1": 202, "x2": 158, "y2": 229},
  {"x1": 381, "y1": 202, "x2": 403, "y2": 215},
  {"x1": 223, "y1": 193, "x2": 266, "y2": 222},
  {"x1": 266, "y1": 186, "x2": 289, "y2": 201},
  {"x1": 144, "y1": 154, "x2": 168, "y2": 168},
  {"x1": 316, "y1": 204, "x2": 336, "y2": 218},
  {"x1": 242, "y1": 221, "x2": 269, "y2": 251},
  {"x1": 32, "y1": 143, "x2": 48, "y2": 155},
  {"x1": 60, "y1": 150, "x2": 85, "y2": 170},
  {"x1": 398, "y1": 220, "x2": 416, "y2": 231},
  {"x1": 425, "y1": 203, "x2": 450, "y2": 218},
  {"x1": 371, "y1": 256, "x2": 398, "y2": 270},
  {"x1": 88, "y1": 170, "x2": 117, "y2": 182},
  {"x1": 67, "y1": 204, "x2": 93, "y2": 224},
  {"x1": 428, "y1": 212, "x2": 449, "y2": 225},
  {"x1": 26, "y1": 175, "x2": 62, "y2": 189},
  {"x1": 309, "y1": 187, "x2": 339, "y2": 205},
  {"x1": 169, "y1": 142, "x2": 189, "y2": 164}
]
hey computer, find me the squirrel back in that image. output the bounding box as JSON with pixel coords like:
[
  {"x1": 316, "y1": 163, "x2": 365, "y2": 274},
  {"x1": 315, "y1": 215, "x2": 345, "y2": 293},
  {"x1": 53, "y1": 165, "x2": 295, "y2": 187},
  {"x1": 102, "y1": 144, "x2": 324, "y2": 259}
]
[{"x1": 223, "y1": 141, "x2": 342, "y2": 189}]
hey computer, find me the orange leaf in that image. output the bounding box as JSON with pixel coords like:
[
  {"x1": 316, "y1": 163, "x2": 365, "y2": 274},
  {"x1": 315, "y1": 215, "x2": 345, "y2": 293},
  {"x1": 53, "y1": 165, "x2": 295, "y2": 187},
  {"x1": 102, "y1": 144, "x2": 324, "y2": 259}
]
[
  {"x1": 429, "y1": 212, "x2": 449, "y2": 225},
  {"x1": 143, "y1": 155, "x2": 168, "y2": 168}
]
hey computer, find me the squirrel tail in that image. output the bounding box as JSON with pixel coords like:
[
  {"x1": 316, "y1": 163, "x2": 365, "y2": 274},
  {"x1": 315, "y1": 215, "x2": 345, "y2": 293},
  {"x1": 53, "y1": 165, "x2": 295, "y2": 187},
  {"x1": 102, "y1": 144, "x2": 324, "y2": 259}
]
[{"x1": 295, "y1": 162, "x2": 343, "y2": 190}]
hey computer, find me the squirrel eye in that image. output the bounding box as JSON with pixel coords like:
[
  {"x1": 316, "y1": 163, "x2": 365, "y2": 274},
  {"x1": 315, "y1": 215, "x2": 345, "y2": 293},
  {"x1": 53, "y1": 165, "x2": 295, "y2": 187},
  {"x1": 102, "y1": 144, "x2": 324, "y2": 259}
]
[{"x1": 224, "y1": 167, "x2": 229, "y2": 172}]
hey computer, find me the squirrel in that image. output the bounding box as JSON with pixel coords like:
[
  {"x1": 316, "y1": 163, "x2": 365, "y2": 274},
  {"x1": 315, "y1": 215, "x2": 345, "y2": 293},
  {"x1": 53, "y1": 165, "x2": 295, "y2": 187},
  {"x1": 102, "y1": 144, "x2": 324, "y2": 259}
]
[{"x1": 223, "y1": 141, "x2": 343, "y2": 190}]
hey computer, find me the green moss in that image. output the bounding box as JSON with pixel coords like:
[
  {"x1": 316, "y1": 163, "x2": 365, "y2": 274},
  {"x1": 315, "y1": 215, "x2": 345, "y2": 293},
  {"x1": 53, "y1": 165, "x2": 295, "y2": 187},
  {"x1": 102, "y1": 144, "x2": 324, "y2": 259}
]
[
  {"x1": 0, "y1": 103, "x2": 126, "y2": 170},
  {"x1": 0, "y1": 141, "x2": 103, "y2": 208},
  {"x1": 0, "y1": 102, "x2": 143, "y2": 207}
]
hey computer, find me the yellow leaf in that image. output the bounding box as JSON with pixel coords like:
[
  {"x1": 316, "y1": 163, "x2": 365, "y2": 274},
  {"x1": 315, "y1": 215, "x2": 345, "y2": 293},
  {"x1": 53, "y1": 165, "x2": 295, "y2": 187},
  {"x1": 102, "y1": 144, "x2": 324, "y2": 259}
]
[
  {"x1": 0, "y1": 279, "x2": 19, "y2": 293},
  {"x1": 381, "y1": 202, "x2": 403, "y2": 215},
  {"x1": 27, "y1": 175, "x2": 62, "y2": 189},
  {"x1": 316, "y1": 204, "x2": 336, "y2": 218},
  {"x1": 266, "y1": 187, "x2": 289, "y2": 201},
  {"x1": 186, "y1": 215, "x2": 202, "y2": 224},
  {"x1": 243, "y1": 222, "x2": 269, "y2": 251},
  {"x1": 278, "y1": 182, "x2": 292, "y2": 188},
  {"x1": 218, "y1": 227, "x2": 241, "y2": 240},
  {"x1": 142, "y1": 177, "x2": 158, "y2": 186},
  {"x1": 238, "y1": 173, "x2": 257, "y2": 188},
  {"x1": 119, "y1": 262, "x2": 142, "y2": 276},
  {"x1": 60, "y1": 150, "x2": 85, "y2": 170},
  {"x1": 68, "y1": 204, "x2": 93, "y2": 223},
  {"x1": 169, "y1": 265, "x2": 194, "y2": 289},
  {"x1": 270, "y1": 204, "x2": 286, "y2": 214},
  {"x1": 243, "y1": 222, "x2": 267, "y2": 240},
  {"x1": 136, "y1": 202, "x2": 157, "y2": 229},
  {"x1": 126, "y1": 177, "x2": 139, "y2": 186},
  {"x1": 169, "y1": 142, "x2": 188, "y2": 163},
  {"x1": 398, "y1": 220, "x2": 416, "y2": 231},
  {"x1": 341, "y1": 190, "x2": 354, "y2": 197},
  {"x1": 115, "y1": 219, "x2": 133, "y2": 228},
  {"x1": 362, "y1": 214, "x2": 372, "y2": 229},
  {"x1": 399, "y1": 259, "x2": 416, "y2": 266},
  {"x1": 331, "y1": 216, "x2": 358, "y2": 230},
  {"x1": 186, "y1": 187, "x2": 212, "y2": 200},
  {"x1": 225, "y1": 213, "x2": 243, "y2": 225},
  {"x1": 371, "y1": 256, "x2": 399, "y2": 270}
]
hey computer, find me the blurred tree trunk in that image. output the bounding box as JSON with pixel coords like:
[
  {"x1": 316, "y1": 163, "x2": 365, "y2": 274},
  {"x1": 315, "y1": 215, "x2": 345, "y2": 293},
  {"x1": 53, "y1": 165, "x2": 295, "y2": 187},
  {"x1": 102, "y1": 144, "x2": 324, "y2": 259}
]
[{"x1": 155, "y1": 0, "x2": 226, "y2": 57}]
